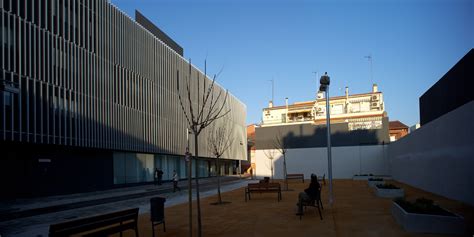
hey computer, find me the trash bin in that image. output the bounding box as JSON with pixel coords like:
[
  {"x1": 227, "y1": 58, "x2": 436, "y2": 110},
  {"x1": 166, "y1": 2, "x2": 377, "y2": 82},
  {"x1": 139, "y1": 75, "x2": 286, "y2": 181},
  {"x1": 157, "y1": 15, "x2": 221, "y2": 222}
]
[{"x1": 150, "y1": 197, "x2": 166, "y2": 236}]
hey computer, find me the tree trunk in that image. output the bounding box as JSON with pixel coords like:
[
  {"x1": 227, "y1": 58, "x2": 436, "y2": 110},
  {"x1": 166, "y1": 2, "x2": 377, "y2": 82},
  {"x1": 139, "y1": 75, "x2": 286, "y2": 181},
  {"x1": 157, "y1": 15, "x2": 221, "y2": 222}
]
[
  {"x1": 271, "y1": 160, "x2": 274, "y2": 181},
  {"x1": 283, "y1": 153, "x2": 288, "y2": 190},
  {"x1": 217, "y1": 157, "x2": 222, "y2": 203},
  {"x1": 188, "y1": 153, "x2": 192, "y2": 237},
  {"x1": 194, "y1": 134, "x2": 202, "y2": 237}
]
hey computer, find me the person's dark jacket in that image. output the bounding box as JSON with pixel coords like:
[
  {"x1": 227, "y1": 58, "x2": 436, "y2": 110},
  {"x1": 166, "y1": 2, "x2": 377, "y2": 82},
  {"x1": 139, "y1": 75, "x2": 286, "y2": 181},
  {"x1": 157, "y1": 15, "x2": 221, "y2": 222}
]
[{"x1": 304, "y1": 181, "x2": 321, "y2": 200}]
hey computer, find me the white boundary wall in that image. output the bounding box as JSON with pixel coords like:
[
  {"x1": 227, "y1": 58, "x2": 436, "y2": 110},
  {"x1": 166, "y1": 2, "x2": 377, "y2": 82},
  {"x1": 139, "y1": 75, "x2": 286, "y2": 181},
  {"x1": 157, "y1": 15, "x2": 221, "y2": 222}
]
[
  {"x1": 255, "y1": 145, "x2": 389, "y2": 179},
  {"x1": 389, "y1": 101, "x2": 474, "y2": 206}
]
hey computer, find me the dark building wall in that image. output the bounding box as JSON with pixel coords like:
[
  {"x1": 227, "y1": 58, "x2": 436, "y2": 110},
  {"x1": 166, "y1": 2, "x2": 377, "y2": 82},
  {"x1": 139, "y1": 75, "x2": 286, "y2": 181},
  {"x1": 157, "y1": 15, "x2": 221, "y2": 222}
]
[
  {"x1": 0, "y1": 142, "x2": 114, "y2": 198},
  {"x1": 419, "y1": 49, "x2": 474, "y2": 126},
  {"x1": 135, "y1": 10, "x2": 184, "y2": 56},
  {"x1": 255, "y1": 117, "x2": 390, "y2": 150}
]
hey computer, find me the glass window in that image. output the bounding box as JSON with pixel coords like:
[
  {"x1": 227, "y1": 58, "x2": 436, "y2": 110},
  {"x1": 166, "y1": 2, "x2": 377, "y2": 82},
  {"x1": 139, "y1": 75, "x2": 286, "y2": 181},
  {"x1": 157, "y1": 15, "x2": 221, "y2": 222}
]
[
  {"x1": 361, "y1": 102, "x2": 370, "y2": 112},
  {"x1": 3, "y1": 0, "x2": 11, "y2": 12},
  {"x1": 19, "y1": 0, "x2": 25, "y2": 19},
  {"x1": 26, "y1": 0, "x2": 32, "y2": 22},
  {"x1": 4, "y1": 91, "x2": 12, "y2": 107},
  {"x1": 331, "y1": 104, "x2": 344, "y2": 115},
  {"x1": 11, "y1": 0, "x2": 17, "y2": 14}
]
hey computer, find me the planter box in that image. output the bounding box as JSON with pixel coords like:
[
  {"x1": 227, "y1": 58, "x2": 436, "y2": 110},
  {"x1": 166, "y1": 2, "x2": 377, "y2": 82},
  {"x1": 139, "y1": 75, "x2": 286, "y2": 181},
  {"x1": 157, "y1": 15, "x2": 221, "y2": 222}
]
[
  {"x1": 375, "y1": 186, "x2": 404, "y2": 198},
  {"x1": 368, "y1": 180, "x2": 384, "y2": 188},
  {"x1": 375, "y1": 175, "x2": 392, "y2": 180},
  {"x1": 352, "y1": 175, "x2": 374, "y2": 181},
  {"x1": 391, "y1": 202, "x2": 466, "y2": 235}
]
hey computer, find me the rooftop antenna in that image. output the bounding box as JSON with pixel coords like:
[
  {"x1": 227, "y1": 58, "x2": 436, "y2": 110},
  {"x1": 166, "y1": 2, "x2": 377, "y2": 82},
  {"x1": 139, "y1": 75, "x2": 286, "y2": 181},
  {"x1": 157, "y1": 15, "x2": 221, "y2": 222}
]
[
  {"x1": 364, "y1": 54, "x2": 373, "y2": 84},
  {"x1": 313, "y1": 71, "x2": 318, "y2": 95},
  {"x1": 312, "y1": 71, "x2": 318, "y2": 83},
  {"x1": 269, "y1": 78, "x2": 274, "y2": 103}
]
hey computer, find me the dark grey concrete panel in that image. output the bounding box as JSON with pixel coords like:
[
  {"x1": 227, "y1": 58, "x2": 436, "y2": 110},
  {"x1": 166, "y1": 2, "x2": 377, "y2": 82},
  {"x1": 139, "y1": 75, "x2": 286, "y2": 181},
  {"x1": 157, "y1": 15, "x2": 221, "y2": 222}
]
[
  {"x1": 135, "y1": 10, "x2": 184, "y2": 56},
  {"x1": 420, "y1": 49, "x2": 474, "y2": 126},
  {"x1": 255, "y1": 117, "x2": 390, "y2": 149}
]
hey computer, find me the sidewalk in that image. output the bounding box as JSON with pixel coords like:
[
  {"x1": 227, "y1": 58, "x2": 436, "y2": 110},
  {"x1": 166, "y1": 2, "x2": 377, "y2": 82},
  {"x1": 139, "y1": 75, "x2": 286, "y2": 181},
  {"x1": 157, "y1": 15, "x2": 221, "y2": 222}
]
[{"x1": 0, "y1": 175, "x2": 253, "y2": 237}]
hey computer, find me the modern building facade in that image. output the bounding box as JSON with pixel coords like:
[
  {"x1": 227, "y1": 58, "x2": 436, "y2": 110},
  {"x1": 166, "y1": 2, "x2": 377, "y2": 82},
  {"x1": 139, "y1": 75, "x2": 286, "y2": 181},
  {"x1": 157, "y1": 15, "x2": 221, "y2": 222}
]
[{"x1": 0, "y1": 0, "x2": 246, "y2": 197}]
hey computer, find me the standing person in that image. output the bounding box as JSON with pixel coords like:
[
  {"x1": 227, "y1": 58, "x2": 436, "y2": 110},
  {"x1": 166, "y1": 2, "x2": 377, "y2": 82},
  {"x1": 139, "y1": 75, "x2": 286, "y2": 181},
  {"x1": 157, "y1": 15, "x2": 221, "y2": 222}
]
[
  {"x1": 153, "y1": 168, "x2": 159, "y2": 185},
  {"x1": 157, "y1": 169, "x2": 164, "y2": 185},
  {"x1": 296, "y1": 173, "x2": 321, "y2": 215},
  {"x1": 172, "y1": 170, "x2": 181, "y2": 192}
]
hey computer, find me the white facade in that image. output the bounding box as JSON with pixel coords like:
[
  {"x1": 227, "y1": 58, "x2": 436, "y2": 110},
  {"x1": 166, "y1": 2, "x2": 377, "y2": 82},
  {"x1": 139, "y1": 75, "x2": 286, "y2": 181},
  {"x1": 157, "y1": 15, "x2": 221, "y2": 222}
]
[
  {"x1": 262, "y1": 84, "x2": 385, "y2": 128},
  {"x1": 255, "y1": 145, "x2": 390, "y2": 179}
]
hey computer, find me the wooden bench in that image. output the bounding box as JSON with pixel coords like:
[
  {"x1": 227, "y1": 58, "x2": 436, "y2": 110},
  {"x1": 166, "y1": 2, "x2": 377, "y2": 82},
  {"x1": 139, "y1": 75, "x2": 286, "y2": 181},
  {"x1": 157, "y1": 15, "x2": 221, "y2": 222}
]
[
  {"x1": 287, "y1": 173, "x2": 305, "y2": 183},
  {"x1": 245, "y1": 183, "x2": 282, "y2": 202},
  {"x1": 49, "y1": 208, "x2": 139, "y2": 237}
]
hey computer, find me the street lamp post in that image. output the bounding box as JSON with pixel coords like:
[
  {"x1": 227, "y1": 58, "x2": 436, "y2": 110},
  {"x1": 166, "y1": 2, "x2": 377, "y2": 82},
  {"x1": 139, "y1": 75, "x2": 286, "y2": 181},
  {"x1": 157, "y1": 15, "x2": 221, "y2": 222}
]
[{"x1": 319, "y1": 72, "x2": 334, "y2": 206}]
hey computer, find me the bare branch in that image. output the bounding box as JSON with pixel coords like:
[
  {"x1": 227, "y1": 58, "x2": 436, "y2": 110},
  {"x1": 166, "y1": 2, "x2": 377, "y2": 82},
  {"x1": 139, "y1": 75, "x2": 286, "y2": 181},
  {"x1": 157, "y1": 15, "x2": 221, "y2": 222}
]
[
  {"x1": 197, "y1": 74, "x2": 217, "y2": 124},
  {"x1": 273, "y1": 130, "x2": 287, "y2": 155},
  {"x1": 207, "y1": 122, "x2": 234, "y2": 159},
  {"x1": 186, "y1": 60, "x2": 196, "y2": 125},
  {"x1": 177, "y1": 70, "x2": 192, "y2": 126}
]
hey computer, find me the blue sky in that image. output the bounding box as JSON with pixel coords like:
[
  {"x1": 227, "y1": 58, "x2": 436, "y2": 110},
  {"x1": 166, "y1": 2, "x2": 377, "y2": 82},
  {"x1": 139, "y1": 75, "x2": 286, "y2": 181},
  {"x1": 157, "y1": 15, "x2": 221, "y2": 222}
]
[{"x1": 111, "y1": 0, "x2": 473, "y2": 126}]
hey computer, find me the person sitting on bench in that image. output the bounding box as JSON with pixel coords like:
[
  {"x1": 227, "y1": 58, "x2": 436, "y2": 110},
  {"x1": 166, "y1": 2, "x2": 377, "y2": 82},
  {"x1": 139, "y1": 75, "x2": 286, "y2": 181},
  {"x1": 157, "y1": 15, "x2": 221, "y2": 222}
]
[{"x1": 296, "y1": 173, "x2": 320, "y2": 215}]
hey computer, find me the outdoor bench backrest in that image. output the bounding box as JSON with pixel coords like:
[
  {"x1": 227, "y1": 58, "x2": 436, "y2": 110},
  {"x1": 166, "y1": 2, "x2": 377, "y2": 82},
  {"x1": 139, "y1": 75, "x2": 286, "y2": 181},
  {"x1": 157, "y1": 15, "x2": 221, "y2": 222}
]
[
  {"x1": 49, "y1": 208, "x2": 139, "y2": 237},
  {"x1": 248, "y1": 183, "x2": 280, "y2": 191}
]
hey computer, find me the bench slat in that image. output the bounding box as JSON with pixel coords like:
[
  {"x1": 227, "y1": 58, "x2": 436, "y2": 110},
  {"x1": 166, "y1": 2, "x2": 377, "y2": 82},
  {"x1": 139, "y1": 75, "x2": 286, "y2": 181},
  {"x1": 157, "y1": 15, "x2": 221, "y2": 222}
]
[
  {"x1": 286, "y1": 174, "x2": 304, "y2": 183},
  {"x1": 245, "y1": 183, "x2": 282, "y2": 202},
  {"x1": 49, "y1": 208, "x2": 139, "y2": 237}
]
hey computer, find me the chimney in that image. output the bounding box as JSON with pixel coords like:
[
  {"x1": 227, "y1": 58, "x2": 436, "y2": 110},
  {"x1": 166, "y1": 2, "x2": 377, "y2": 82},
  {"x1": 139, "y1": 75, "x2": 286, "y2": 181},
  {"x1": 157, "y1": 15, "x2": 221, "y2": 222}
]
[
  {"x1": 372, "y1": 83, "x2": 378, "y2": 93},
  {"x1": 268, "y1": 100, "x2": 273, "y2": 108},
  {"x1": 285, "y1": 97, "x2": 288, "y2": 108},
  {"x1": 345, "y1": 86, "x2": 349, "y2": 99}
]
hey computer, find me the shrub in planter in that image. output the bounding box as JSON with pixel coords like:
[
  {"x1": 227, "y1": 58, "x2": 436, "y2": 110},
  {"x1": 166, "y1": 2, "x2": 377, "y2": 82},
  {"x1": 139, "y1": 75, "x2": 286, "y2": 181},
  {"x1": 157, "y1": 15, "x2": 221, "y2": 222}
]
[
  {"x1": 368, "y1": 178, "x2": 384, "y2": 187},
  {"x1": 395, "y1": 198, "x2": 454, "y2": 216},
  {"x1": 375, "y1": 184, "x2": 404, "y2": 198},
  {"x1": 352, "y1": 173, "x2": 374, "y2": 180},
  {"x1": 391, "y1": 198, "x2": 466, "y2": 235},
  {"x1": 376, "y1": 184, "x2": 399, "y2": 189}
]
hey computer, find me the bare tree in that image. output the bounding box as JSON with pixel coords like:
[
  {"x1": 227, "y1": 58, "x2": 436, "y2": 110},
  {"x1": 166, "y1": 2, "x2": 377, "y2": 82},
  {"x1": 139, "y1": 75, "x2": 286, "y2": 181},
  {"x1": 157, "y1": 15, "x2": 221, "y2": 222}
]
[
  {"x1": 177, "y1": 60, "x2": 230, "y2": 237},
  {"x1": 263, "y1": 149, "x2": 276, "y2": 181},
  {"x1": 207, "y1": 122, "x2": 233, "y2": 204},
  {"x1": 273, "y1": 130, "x2": 289, "y2": 190}
]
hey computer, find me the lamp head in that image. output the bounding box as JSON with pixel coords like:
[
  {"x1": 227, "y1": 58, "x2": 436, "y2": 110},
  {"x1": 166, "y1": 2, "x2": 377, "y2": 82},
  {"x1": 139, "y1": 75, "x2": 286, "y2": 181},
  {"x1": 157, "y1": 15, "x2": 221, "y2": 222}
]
[{"x1": 320, "y1": 72, "x2": 330, "y2": 86}]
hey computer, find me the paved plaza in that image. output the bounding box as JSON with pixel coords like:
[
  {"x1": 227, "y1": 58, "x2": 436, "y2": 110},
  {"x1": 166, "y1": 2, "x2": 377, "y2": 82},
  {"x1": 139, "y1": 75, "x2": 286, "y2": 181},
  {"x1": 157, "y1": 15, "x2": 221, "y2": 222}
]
[
  {"x1": 1, "y1": 178, "x2": 473, "y2": 237},
  {"x1": 132, "y1": 179, "x2": 473, "y2": 237}
]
